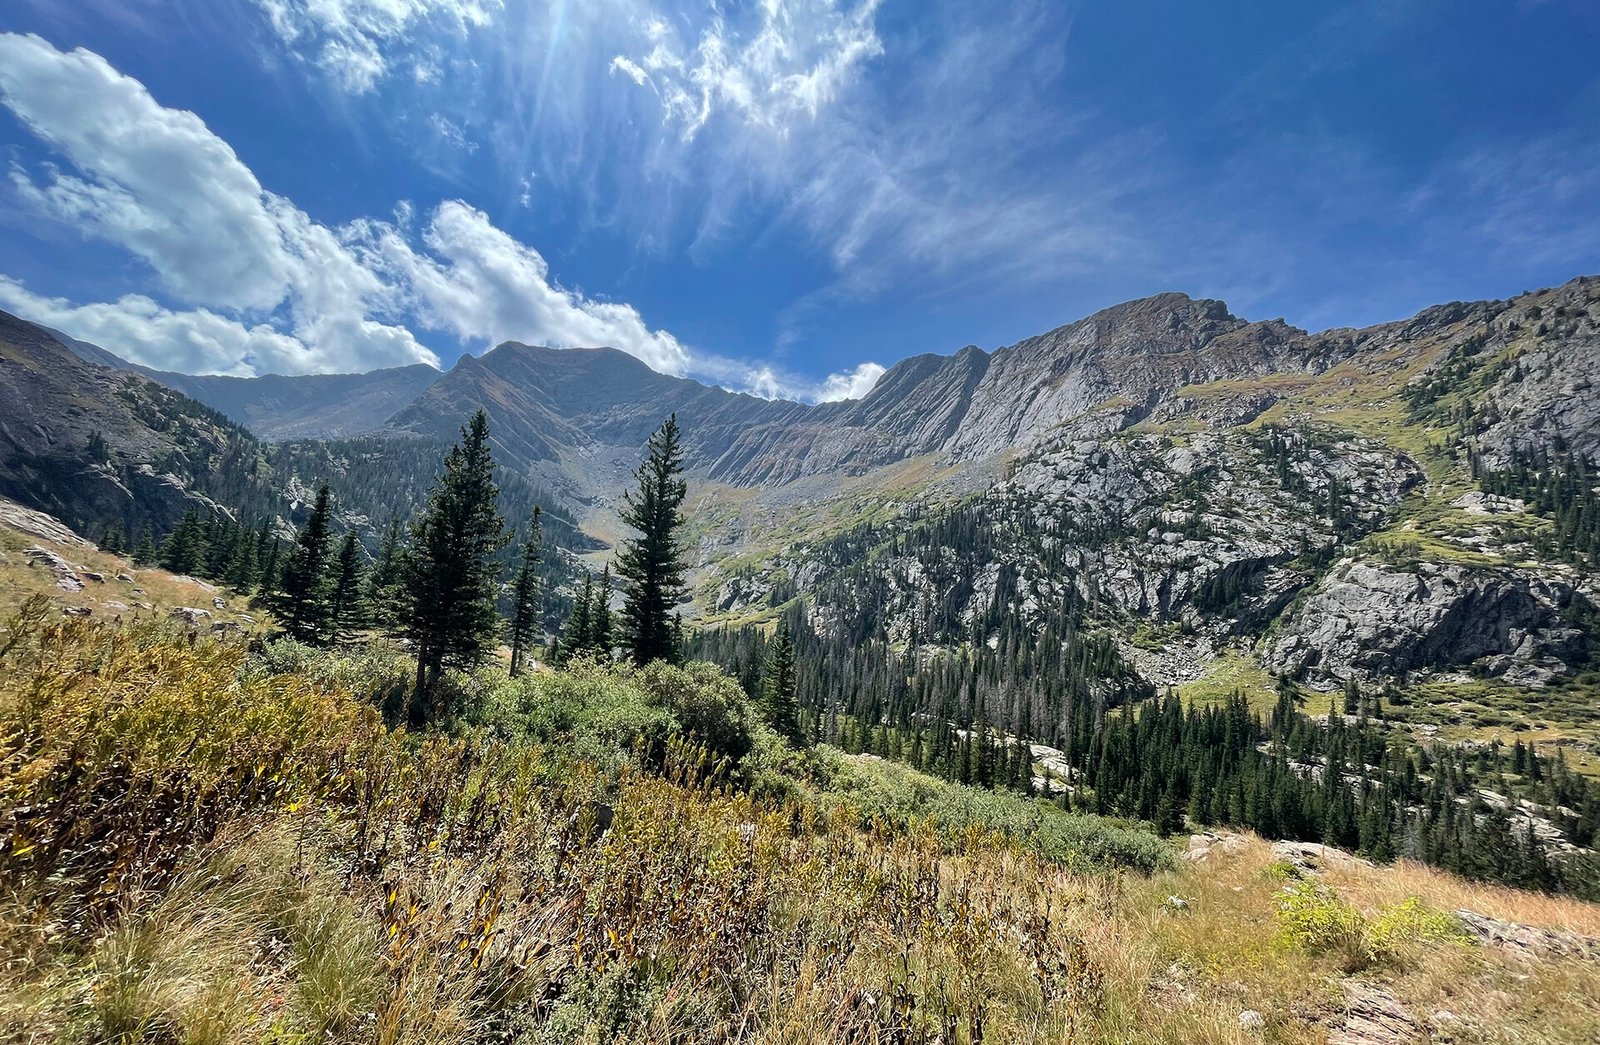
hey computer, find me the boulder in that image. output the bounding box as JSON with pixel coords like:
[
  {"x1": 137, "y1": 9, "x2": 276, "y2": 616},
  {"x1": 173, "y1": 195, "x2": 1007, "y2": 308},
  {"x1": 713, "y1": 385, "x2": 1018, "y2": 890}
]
[
  {"x1": 1454, "y1": 909, "x2": 1600, "y2": 961},
  {"x1": 25, "y1": 546, "x2": 84, "y2": 591},
  {"x1": 1328, "y1": 980, "x2": 1416, "y2": 1045},
  {"x1": 1270, "y1": 840, "x2": 1373, "y2": 875}
]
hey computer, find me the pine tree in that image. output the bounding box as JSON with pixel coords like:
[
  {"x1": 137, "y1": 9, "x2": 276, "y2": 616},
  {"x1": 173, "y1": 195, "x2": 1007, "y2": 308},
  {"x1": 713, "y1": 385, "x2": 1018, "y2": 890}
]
[
  {"x1": 617, "y1": 415, "x2": 689, "y2": 665},
  {"x1": 328, "y1": 531, "x2": 367, "y2": 644},
  {"x1": 257, "y1": 536, "x2": 283, "y2": 595},
  {"x1": 223, "y1": 525, "x2": 258, "y2": 591},
  {"x1": 272, "y1": 484, "x2": 336, "y2": 644},
  {"x1": 561, "y1": 571, "x2": 594, "y2": 662},
  {"x1": 132, "y1": 527, "x2": 157, "y2": 565},
  {"x1": 591, "y1": 564, "x2": 613, "y2": 657},
  {"x1": 363, "y1": 519, "x2": 408, "y2": 628},
  {"x1": 508, "y1": 509, "x2": 542, "y2": 677},
  {"x1": 401, "y1": 411, "x2": 508, "y2": 722},
  {"x1": 160, "y1": 509, "x2": 209, "y2": 576},
  {"x1": 759, "y1": 620, "x2": 802, "y2": 743}
]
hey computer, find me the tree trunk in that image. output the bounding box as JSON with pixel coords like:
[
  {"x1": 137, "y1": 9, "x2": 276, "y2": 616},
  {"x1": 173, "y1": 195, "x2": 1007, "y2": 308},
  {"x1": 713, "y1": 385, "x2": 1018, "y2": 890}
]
[{"x1": 411, "y1": 643, "x2": 430, "y2": 728}]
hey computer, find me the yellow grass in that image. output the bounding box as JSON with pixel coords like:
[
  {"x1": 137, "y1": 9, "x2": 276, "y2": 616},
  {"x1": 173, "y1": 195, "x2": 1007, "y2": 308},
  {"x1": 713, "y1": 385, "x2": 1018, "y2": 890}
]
[
  {"x1": 0, "y1": 523, "x2": 267, "y2": 631},
  {"x1": 4, "y1": 599, "x2": 1600, "y2": 1042}
]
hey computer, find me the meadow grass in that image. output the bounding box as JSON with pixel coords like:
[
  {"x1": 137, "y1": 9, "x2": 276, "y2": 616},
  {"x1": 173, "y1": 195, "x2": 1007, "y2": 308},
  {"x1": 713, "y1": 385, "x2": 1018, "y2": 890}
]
[{"x1": 4, "y1": 600, "x2": 1600, "y2": 1043}]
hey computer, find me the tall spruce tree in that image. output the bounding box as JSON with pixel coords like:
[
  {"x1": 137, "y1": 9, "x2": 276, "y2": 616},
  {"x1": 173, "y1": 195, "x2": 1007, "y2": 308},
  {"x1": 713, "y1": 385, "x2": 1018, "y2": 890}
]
[
  {"x1": 328, "y1": 531, "x2": 367, "y2": 644},
  {"x1": 759, "y1": 620, "x2": 802, "y2": 743},
  {"x1": 271, "y1": 484, "x2": 335, "y2": 643},
  {"x1": 132, "y1": 527, "x2": 157, "y2": 565},
  {"x1": 257, "y1": 536, "x2": 283, "y2": 595},
  {"x1": 160, "y1": 509, "x2": 209, "y2": 576},
  {"x1": 508, "y1": 508, "x2": 542, "y2": 677},
  {"x1": 363, "y1": 519, "x2": 407, "y2": 629},
  {"x1": 402, "y1": 410, "x2": 508, "y2": 722},
  {"x1": 617, "y1": 415, "x2": 688, "y2": 665},
  {"x1": 222, "y1": 525, "x2": 258, "y2": 591},
  {"x1": 560, "y1": 571, "x2": 595, "y2": 662},
  {"x1": 591, "y1": 564, "x2": 613, "y2": 657}
]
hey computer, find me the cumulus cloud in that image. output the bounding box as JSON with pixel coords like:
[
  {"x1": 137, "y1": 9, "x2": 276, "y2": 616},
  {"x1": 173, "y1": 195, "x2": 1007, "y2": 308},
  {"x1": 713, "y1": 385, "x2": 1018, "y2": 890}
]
[
  {"x1": 688, "y1": 354, "x2": 883, "y2": 403},
  {"x1": 815, "y1": 361, "x2": 884, "y2": 401},
  {"x1": 256, "y1": 0, "x2": 501, "y2": 93},
  {"x1": 0, "y1": 277, "x2": 315, "y2": 376},
  {"x1": 354, "y1": 200, "x2": 692, "y2": 375},
  {"x1": 0, "y1": 31, "x2": 894, "y2": 399},
  {"x1": 0, "y1": 31, "x2": 706, "y2": 380},
  {"x1": 0, "y1": 35, "x2": 300, "y2": 312},
  {"x1": 0, "y1": 32, "x2": 434, "y2": 373}
]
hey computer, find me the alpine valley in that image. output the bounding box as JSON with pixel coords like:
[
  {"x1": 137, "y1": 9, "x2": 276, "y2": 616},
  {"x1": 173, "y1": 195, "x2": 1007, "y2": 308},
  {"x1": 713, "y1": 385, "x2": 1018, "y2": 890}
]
[
  {"x1": 7, "y1": 276, "x2": 1598, "y2": 715},
  {"x1": 8, "y1": 272, "x2": 1600, "y2": 1042}
]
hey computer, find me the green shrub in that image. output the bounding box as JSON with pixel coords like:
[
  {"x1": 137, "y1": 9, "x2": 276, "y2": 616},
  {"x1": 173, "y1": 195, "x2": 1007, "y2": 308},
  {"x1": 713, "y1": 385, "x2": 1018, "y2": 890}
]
[
  {"x1": 460, "y1": 659, "x2": 757, "y2": 773},
  {"x1": 248, "y1": 635, "x2": 413, "y2": 719},
  {"x1": 1276, "y1": 881, "x2": 1371, "y2": 970},
  {"x1": 1366, "y1": 897, "x2": 1470, "y2": 959},
  {"x1": 636, "y1": 660, "x2": 757, "y2": 763},
  {"x1": 812, "y1": 751, "x2": 1173, "y2": 873},
  {"x1": 1277, "y1": 883, "x2": 1467, "y2": 972}
]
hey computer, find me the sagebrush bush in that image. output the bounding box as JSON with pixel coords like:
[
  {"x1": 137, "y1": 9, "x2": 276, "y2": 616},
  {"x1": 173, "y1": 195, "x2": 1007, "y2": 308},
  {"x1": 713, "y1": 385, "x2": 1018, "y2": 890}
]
[{"x1": 460, "y1": 657, "x2": 760, "y2": 774}]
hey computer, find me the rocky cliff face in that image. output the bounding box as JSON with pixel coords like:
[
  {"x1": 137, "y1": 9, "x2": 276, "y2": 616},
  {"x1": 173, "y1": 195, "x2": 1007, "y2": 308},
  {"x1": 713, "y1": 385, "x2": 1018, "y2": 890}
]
[
  {"x1": 0, "y1": 311, "x2": 245, "y2": 535},
  {"x1": 1471, "y1": 276, "x2": 1600, "y2": 467},
  {"x1": 1268, "y1": 560, "x2": 1590, "y2": 688},
  {"x1": 47, "y1": 328, "x2": 442, "y2": 441},
  {"x1": 378, "y1": 293, "x2": 1342, "y2": 495},
  {"x1": 696, "y1": 277, "x2": 1600, "y2": 700}
]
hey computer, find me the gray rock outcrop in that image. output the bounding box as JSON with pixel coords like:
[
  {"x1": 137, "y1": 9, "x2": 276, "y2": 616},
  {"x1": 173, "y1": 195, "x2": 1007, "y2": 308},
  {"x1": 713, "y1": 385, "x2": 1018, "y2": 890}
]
[{"x1": 1268, "y1": 560, "x2": 1589, "y2": 686}]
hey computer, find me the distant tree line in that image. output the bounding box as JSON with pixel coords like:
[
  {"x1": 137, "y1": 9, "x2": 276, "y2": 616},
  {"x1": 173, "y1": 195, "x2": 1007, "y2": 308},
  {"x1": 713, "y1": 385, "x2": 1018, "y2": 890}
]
[
  {"x1": 691, "y1": 596, "x2": 1600, "y2": 898},
  {"x1": 1473, "y1": 447, "x2": 1600, "y2": 564}
]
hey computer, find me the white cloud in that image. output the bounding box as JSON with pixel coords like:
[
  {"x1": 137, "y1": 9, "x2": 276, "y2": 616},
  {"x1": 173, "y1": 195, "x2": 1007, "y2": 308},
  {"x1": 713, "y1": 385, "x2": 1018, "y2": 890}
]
[
  {"x1": 608, "y1": 55, "x2": 650, "y2": 88},
  {"x1": 615, "y1": 0, "x2": 883, "y2": 141},
  {"x1": 0, "y1": 29, "x2": 904, "y2": 399},
  {"x1": 254, "y1": 0, "x2": 501, "y2": 93},
  {"x1": 0, "y1": 31, "x2": 696, "y2": 381},
  {"x1": 0, "y1": 35, "x2": 296, "y2": 312},
  {"x1": 815, "y1": 361, "x2": 884, "y2": 401},
  {"x1": 0, "y1": 276, "x2": 317, "y2": 376},
  {"x1": 688, "y1": 354, "x2": 882, "y2": 404},
  {"x1": 0, "y1": 32, "x2": 435, "y2": 374},
  {"x1": 354, "y1": 200, "x2": 692, "y2": 375},
  {"x1": 589, "y1": 0, "x2": 1140, "y2": 346},
  {"x1": 428, "y1": 112, "x2": 479, "y2": 153}
]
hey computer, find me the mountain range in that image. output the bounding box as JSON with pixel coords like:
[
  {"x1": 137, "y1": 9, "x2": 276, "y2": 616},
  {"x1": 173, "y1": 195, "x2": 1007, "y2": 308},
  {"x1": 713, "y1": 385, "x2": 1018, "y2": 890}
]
[
  {"x1": 3, "y1": 275, "x2": 1599, "y2": 717},
  {"x1": 38, "y1": 278, "x2": 1598, "y2": 501}
]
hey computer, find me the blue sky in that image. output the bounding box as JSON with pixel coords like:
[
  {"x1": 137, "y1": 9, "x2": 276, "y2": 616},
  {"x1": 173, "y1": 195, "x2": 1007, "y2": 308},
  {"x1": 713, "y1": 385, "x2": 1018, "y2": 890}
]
[{"x1": 0, "y1": 0, "x2": 1597, "y2": 400}]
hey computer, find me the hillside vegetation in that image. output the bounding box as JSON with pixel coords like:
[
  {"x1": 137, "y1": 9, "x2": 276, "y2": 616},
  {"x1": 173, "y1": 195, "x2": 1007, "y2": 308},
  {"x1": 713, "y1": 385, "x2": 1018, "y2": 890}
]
[{"x1": 1, "y1": 542, "x2": 1599, "y2": 1042}]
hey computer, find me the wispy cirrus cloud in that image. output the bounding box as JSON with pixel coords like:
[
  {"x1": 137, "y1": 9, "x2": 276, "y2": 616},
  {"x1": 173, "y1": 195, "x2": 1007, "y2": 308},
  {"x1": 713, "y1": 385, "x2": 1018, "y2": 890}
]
[
  {"x1": 610, "y1": 0, "x2": 884, "y2": 141},
  {"x1": 254, "y1": 0, "x2": 502, "y2": 93},
  {"x1": 241, "y1": 0, "x2": 1146, "y2": 356},
  {"x1": 595, "y1": 1, "x2": 1142, "y2": 330}
]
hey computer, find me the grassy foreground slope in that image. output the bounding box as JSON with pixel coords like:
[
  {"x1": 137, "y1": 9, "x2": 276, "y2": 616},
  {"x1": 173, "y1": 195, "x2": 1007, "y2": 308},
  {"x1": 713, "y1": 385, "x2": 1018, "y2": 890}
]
[{"x1": 1, "y1": 529, "x2": 1599, "y2": 1042}]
